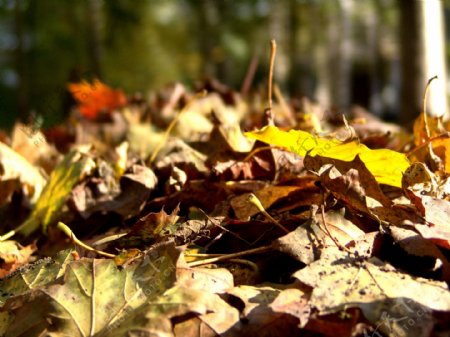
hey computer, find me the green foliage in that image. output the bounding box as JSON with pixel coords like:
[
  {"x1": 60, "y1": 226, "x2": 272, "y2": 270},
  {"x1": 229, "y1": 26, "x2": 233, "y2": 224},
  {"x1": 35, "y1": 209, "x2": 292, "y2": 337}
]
[{"x1": 0, "y1": 243, "x2": 180, "y2": 337}]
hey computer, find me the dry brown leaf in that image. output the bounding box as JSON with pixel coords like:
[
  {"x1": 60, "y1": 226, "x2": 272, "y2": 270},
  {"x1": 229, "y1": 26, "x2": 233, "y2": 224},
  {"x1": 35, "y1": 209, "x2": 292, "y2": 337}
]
[
  {"x1": 0, "y1": 141, "x2": 47, "y2": 204},
  {"x1": 225, "y1": 284, "x2": 310, "y2": 336},
  {"x1": 273, "y1": 207, "x2": 365, "y2": 265},
  {"x1": 411, "y1": 196, "x2": 450, "y2": 249},
  {"x1": 293, "y1": 254, "x2": 450, "y2": 337},
  {"x1": 305, "y1": 154, "x2": 392, "y2": 207}
]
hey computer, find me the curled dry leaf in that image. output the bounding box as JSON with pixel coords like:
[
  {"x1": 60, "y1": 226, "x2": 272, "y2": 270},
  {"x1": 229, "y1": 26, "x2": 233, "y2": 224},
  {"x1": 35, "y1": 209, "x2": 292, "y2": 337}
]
[
  {"x1": 225, "y1": 284, "x2": 310, "y2": 336},
  {"x1": 401, "y1": 163, "x2": 450, "y2": 249},
  {"x1": 0, "y1": 142, "x2": 47, "y2": 204},
  {"x1": 0, "y1": 241, "x2": 36, "y2": 278},
  {"x1": 305, "y1": 154, "x2": 392, "y2": 208},
  {"x1": 11, "y1": 123, "x2": 60, "y2": 174},
  {"x1": 117, "y1": 205, "x2": 180, "y2": 247},
  {"x1": 412, "y1": 196, "x2": 450, "y2": 249}
]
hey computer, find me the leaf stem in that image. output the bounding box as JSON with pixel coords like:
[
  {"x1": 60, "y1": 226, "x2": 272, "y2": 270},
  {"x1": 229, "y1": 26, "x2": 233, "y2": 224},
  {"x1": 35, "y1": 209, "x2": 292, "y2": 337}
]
[
  {"x1": 57, "y1": 222, "x2": 115, "y2": 258},
  {"x1": 247, "y1": 193, "x2": 289, "y2": 233}
]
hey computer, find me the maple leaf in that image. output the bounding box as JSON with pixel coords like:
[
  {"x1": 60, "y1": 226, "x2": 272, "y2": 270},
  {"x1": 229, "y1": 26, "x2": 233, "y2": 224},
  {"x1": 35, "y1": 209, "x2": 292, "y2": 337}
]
[
  {"x1": 246, "y1": 125, "x2": 410, "y2": 187},
  {"x1": 68, "y1": 79, "x2": 127, "y2": 119}
]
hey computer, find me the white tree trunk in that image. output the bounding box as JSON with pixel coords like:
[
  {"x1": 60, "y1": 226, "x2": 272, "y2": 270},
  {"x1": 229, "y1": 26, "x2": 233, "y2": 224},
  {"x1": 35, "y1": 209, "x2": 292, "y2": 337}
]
[
  {"x1": 420, "y1": 0, "x2": 448, "y2": 117},
  {"x1": 399, "y1": 0, "x2": 448, "y2": 121}
]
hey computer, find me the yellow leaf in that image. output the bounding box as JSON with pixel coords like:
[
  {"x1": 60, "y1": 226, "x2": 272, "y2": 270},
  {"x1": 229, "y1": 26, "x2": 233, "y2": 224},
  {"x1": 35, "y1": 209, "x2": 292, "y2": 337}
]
[
  {"x1": 245, "y1": 125, "x2": 410, "y2": 187},
  {"x1": 18, "y1": 148, "x2": 96, "y2": 236}
]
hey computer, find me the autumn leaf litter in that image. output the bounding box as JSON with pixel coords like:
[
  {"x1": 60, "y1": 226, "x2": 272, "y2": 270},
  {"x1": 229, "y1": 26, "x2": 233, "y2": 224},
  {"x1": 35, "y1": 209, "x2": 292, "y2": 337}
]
[{"x1": 0, "y1": 78, "x2": 449, "y2": 337}]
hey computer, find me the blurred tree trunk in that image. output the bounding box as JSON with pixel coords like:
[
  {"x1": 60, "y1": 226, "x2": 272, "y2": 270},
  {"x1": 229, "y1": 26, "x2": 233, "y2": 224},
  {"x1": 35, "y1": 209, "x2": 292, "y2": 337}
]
[
  {"x1": 195, "y1": 0, "x2": 217, "y2": 78},
  {"x1": 367, "y1": 1, "x2": 383, "y2": 116},
  {"x1": 14, "y1": 0, "x2": 28, "y2": 120},
  {"x1": 215, "y1": 0, "x2": 231, "y2": 84},
  {"x1": 314, "y1": 4, "x2": 331, "y2": 107},
  {"x1": 333, "y1": 0, "x2": 353, "y2": 110},
  {"x1": 398, "y1": 0, "x2": 420, "y2": 123},
  {"x1": 315, "y1": 0, "x2": 353, "y2": 110},
  {"x1": 288, "y1": 0, "x2": 299, "y2": 96},
  {"x1": 399, "y1": 0, "x2": 448, "y2": 123},
  {"x1": 86, "y1": 0, "x2": 103, "y2": 79}
]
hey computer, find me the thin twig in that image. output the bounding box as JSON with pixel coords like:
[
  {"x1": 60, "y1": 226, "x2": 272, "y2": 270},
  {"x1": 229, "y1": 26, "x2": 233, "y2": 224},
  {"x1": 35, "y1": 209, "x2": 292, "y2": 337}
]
[
  {"x1": 186, "y1": 245, "x2": 272, "y2": 267},
  {"x1": 422, "y1": 75, "x2": 438, "y2": 139},
  {"x1": 185, "y1": 253, "x2": 259, "y2": 272},
  {"x1": 268, "y1": 40, "x2": 277, "y2": 111},
  {"x1": 319, "y1": 203, "x2": 350, "y2": 253},
  {"x1": 184, "y1": 253, "x2": 225, "y2": 257}
]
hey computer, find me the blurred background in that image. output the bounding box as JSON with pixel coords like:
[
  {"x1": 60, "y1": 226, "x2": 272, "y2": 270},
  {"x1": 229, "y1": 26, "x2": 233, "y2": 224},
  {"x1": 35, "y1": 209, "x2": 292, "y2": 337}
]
[{"x1": 0, "y1": 0, "x2": 449, "y2": 128}]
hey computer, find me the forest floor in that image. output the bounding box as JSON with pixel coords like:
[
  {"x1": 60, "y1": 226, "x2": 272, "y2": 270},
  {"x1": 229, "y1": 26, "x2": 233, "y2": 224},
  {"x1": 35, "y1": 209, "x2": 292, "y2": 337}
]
[{"x1": 0, "y1": 75, "x2": 449, "y2": 337}]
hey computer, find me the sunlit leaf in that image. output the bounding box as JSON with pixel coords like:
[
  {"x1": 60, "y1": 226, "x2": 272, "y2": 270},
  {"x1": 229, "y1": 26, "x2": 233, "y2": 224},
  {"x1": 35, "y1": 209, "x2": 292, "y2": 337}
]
[{"x1": 246, "y1": 125, "x2": 410, "y2": 187}]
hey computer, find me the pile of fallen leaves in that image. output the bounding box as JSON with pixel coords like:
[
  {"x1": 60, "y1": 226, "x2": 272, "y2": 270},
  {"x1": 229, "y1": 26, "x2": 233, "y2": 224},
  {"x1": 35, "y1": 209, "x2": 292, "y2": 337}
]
[{"x1": 0, "y1": 78, "x2": 449, "y2": 337}]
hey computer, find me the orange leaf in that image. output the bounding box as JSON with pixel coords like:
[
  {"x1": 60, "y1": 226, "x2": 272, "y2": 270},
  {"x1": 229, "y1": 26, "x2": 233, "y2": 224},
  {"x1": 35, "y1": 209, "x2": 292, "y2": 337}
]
[
  {"x1": 408, "y1": 134, "x2": 450, "y2": 173},
  {"x1": 68, "y1": 79, "x2": 127, "y2": 119},
  {"x1": 413, "y1": 112, "x2": 442, "y2": 146}
]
